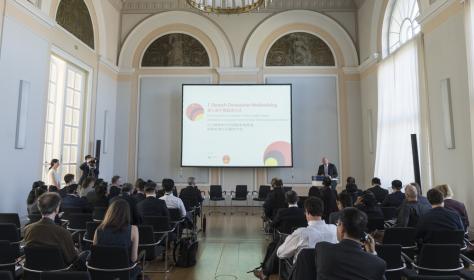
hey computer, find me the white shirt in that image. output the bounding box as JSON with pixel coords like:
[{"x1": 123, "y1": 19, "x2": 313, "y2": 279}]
[
  {"x1": 277, "y1": 220, "x2": 337, "y2": 261},
  {"x1": 47, "y1": 168, "x2": 60, "y2": 187},
  {"x1": 160, "y1": 193, "x2": 187, "y2": 218}
]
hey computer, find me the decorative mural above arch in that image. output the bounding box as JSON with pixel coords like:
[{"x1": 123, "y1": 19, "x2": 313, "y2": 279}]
[
  {"x1": 56, "y1": 0, "x2": 95, "y2": 49},
  {"x1": 141, "y1": 33, "x2": 210, "y2": 67},
  {"x1": 266, "y1": 32, "x2": 335, "y2": 67}
]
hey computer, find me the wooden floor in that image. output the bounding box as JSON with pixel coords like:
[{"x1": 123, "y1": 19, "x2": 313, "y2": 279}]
[{"x1": 147, "y1": 207, "x2": 272, "y2": 280}]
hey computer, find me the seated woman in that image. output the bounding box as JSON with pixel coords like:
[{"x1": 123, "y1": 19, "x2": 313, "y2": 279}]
[
  {"x1": 434, "y1": 184, "x2": 470, "y2": 231},
  {"x1": 93, "y1": 199, "x2": 140, "y2": 279},
  {"x1": 345, "y1": 177, "x2": 362, "y2": 204}
]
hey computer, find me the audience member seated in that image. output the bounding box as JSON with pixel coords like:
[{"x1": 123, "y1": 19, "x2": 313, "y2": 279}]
[
  {"x1": 132, "y1": 178, "x2": 146, "y2": 203},
  {"x1": 367, "y1": 177, "x2": 388, "y2": 204},
  {"x1": 354, "y1": 191, "x2": 384, "y2": 221},
  {"x1": 253, "y1": 197, "x2": 337, "y2": 280},
  {"x1": 160, "y1": 179, "x2": 187, "y2": 219},
  {"x1": 24, "y1": 192, "x2": 88, "y2": 270},
  {"x1": 263, "y1": 178, "x2": 287, "y2": 220},
  {"x1": 62, "y1": 184, "x2": 91, "y2": 211},
  {"x1": 434, "y1": 184, "x2": 470, "y2": 230},
  {"x1": 93, "y1": 199, "x2": 141, "y2": 279},
  {"x1": 27, "y1": 184, "x2": 47, "y2": 215},
  {"x1": 410, "y1": 182, "x2": 430, "y2": 206},
  {"x1": 78, "y1": 176, "x2": 96, "y2": 198},
  {"x1": 179, "y1": 176, "x2": 204, "y2": 213},
  {"x1": 320, "y1": 177, "x2": 338, "y2": 221},
  {"x1": 109, "y1": 175, "x2": 123, "y2": 199},
  {"x1": 328, "y1": 191, "x2": 353, "y2": 224},
  {"x1": 136, "y1": 181, "x2": 169, "y2": 219},
  {"x1": 315, "y1": 207, "x2": 386, "y2": 279},
  {"x1": 308, "y1": 186, "x2": 321, "y2": 198},
  {"x1": 345, "y1": 176, "x2": 362, "y2": 204},
  {"x1": 48, "y1": 185, "x2": 59, "y2": 193},
  {"x1": 86, "y1": 182, "x2": 108, "y2": 208},
  {"x1": 382, "y1": 179, "x2": 405, "y2": 208},
  {"x1": 60, "y1": 173, "x2": 75, "y2": 197},
  {"x1": 27, "y1": 181, "x2": 46, "y2": 209},
  {"x1": 415, "y1": 188, "x2": 464, "y2": 244},
  {"x1": 110, "y1": 183, "x2": 141, "y2": 225},
  {"x1": 395, "y1": 184, "x2": 431, "y2": 227},
  {"x1": 272, "y1": 191, "x2": 306, "y2": 234}
]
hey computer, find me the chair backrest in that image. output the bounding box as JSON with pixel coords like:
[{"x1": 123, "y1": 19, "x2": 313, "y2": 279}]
[
  {"x1": 138, "y1": 225, "x2": 157, "y2": 261},
  {"x1": 258, "y1": 185, "x2": 271, "y2": 200},
  {"x1": 407, "y1": 276, "x2": 460, "y2": 279},
  {"x1": 381, "y1": 207, "x2": 398, "y2": 220},
  {"x1": 88, "y1": 245, "x2": 131, "y2": 280},
  {"x1": 0, "y1": 214, "x2": 20, "y2": 229},
  {"x1": 235, "y1": 185, "x2": 247, "y2": 198},
  {"x1": 428, "y1": 230, "x2": 465, "y2": 247},
  {"x1": 417, "y1": 244, "x2": 462, "y2": 271},
  {"x1": 67, "y1": 213, "x2": 93, "y2": 231},
  {"x1": 24, "y1": 246, "x2": 67, "y2": 271},
  {"x1": 209, "y1": 185, "x2": 223, "y2": 198},
  {"x1": 41, "y1": 272, "x2": 91, "y2": 280},
  {"x1": 383, "y1": 227, "x2": 417, "y2": 248},
  {"x1": 168, "y1": 208, "x2": 182, "y2": 222},
  {"x1": 84, "y1": 221, "x2": 101, "y2": 241},
  {"x1": 61, "y1": 208, "x2": 83, "y2": 221},
  {"x1": 278, "y1": 218, "x2": 308, "y2": 235},
  {"x1": 92, "y1": 207, "x2": 107, "y2": 221},
  {"x1": 367, "y1": 218, "x2": 385, "y2": 232},
  {"x1": 0, "y1": 241, "x2": 18, "y2": 275},
  {"x1": 375, "y1": 244, "x2": 403, "y2": 270},
  {"x1": 0, "y1": 271, "x2": 13, "y2": 280},
  {"x1": 292, "y1": 248, "x2": 316, "y2": 280},
  {"x1": 143, "y1": 216, "x2": 171, "y2": 232},
  {"x1": 0, "y1": 223, "x2": 20, "y2": 243}
]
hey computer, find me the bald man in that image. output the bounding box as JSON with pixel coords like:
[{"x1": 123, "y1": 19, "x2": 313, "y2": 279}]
[{"x1": 395, "y1": 184, "x2": 431, "y2": 227}]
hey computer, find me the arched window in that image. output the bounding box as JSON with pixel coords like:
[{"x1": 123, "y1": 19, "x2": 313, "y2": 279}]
[
  {"x1": 385, "y1": 0, "x2": 420, "y2": 55},
  {"x1": 56, "y1": 0, "x2": 95, "y2": 49},
  {"x1": 266, "y1": 32, "x2": 335, "y2": 67},
  {"x1": 141, "y1": 33, "x2": 210, "y2": 67}
]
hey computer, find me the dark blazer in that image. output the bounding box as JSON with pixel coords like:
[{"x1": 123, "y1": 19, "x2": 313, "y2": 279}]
[
  {"x1": 396, "y1": 200, "x2": 431, "y2": 227},
  {"x1": 320, "y1": 187, "x2": 338, "y2": 221},
  {"x1": 415, "y1": 207, "x2": 464, "y2": 243},
  {"x1": 136, "y1": 196, "x2": 170, "y2": 219},
  {"x1": 132, "y1": 192, "x2": 146, "y2": 204},
  {"x1": 272, "y1": 207, "x2": 307, "y2": 234},
  {"x1": 86, "y1": 191, "x2": 108, "y2": 208},
  {"x1": 179, "y1": 186, "x2": 204, "y2": 211},
  {"x1": 366, "y1": 185, "x2": 388, "y2": 204},
  {"x1": 315, "y1": 239, "x2": 386, "y2": 280},
  {"x1": 382, "y1": 191, "x2": 405, "y2": 208},
  {"x1": 356, "y1": 204, "x2": 384, "y2": 221},
  {"x1": 110, "y1": 193, "x2": 141, "y2": 225},
  {"x1": 317, "y1": 163, "x2": 338, "y2": 178},
  {"x1": 263, "y1": 187, "x2": 287, "y2": 219},
  {"x1": 61, "y1": 194, "x2": 91, "y2": 211}
]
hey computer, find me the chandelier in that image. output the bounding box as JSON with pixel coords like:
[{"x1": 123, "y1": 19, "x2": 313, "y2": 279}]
[{"x1": 186, "y1": 0, "x2": 268, "y2": 14}]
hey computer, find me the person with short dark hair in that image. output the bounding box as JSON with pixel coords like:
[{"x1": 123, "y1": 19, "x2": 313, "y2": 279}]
[
  {"x1": 263, "y1": 178, "x2": 287, "y2": 220},
  {"x1": 320, "y1": 177, "x2": 338, "y2": 221},
  {"x1": 79, "y1": 155, "x2": 99, "y2": 185},
  {"x1": 315, "y1": 207, "x2": 386, "y2": 280},
  {"x1": 61, "y1": 184, "x2": 91, "y2": 210},
  {"x1": 345, "y1": 177, "x2": 362, "y2": 204},
  {"x1": 253, "y1": 197, "x2": 337, "y2": 280},
  {"x1": 60, "y1": 174, "x2": 75, "y2": 197},
  {"x1": 381, "y1": 179, "x2": 405, "y2": 208},
  {"x1": 367, "y1": 177, "x2": 388, "y2": 203},
  {"x1": 328, "y1": 191, "x2": 353, "y2": 224},
  {"x1": 415, "y1": 188, "x2": 464, "y2": 244},
  {"x1": 110, "y1": 183, "x2": 141, "y2": 225},
  {"x1": 354, "y1": 191, "x2": 384, "y2": 221},
  {"x1": 24, "y1": 193, "x2": 88, "y2": 269},
  {"x1": 132, "y1": 178, "x2": 146, "y2": 203},
  {"x1": 160, "y1": 179, "x2": 186, "y2": 218},
  {"x1": 109, "y1": 175, "x2": 122, "y2": 199},
  {"x1": 136, "y1": 181, "x2": 169, "y2": 220},
  {"x1": 272, "y1": 191, "x2": 307, "y2": 234}
]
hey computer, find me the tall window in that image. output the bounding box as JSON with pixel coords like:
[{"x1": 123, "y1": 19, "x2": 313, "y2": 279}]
[
  {"x1": 43, "y1": 55, "x2": 86, "y2": 182},
  {"x1": 375, "y1": 0, "x2": 421, "y2": 187}
]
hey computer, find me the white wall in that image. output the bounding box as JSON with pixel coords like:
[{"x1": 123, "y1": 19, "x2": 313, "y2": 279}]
[
  {"x1": 0, "y1": 15, "x2": 50, "y2": 215},
  {"x1": 113, "y1": 80, "x2": 132, "y2": 182}
]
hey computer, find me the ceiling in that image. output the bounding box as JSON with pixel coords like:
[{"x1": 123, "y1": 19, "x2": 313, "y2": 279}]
[{"x1": 112, "y1": 0, "x2": 366, "y2": 13}]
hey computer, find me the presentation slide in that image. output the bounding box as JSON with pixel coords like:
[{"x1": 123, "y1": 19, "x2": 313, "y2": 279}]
[{"x1": 181, "y1": 84, "x2": 292, "y2": 167}]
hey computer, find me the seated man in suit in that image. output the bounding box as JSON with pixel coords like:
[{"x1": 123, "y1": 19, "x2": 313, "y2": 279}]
[
  {"x1": 179, "y1": 177, "x2": 204, "y2": 213},
  {"x1": 132, "y1": 178, "x2": 146, "y2": 203},
  {"x1": 354, "y1": 191, "x2": 384, "y2": 221},
  {"x1": 263, "y1": 178, "x2": 287, "y2": 220},
  {"x1": 395, "y1": 184, "x2": 431, "y2": 227},
  {"x1": 60, "y1": 173, "x2": 75, "y2": 198},
  {"x1": 382, "y1": 180, "x2": 405, "y2": 208},
  {"x1": 415, "y1": 188, "x2": 464, "y2": 244},
  {"x1": 110, "y1": 183, "x2": 141, "y2": 225},
  {"x1": 160, "y1": 179, "x2": 187, "y2": 219},
  {"x1": 317, "y1": 157, "x2": 338, "y2": 178},
  {"x1": 253, "y1": 197, "x2": 337, "y2": 280},
  {"x1": 61, "y1": 184, "x2": 91, "y2": 211},
  {"x1": 410, "y1": 182, "x2": 430, "y2": 206},
  {"x1": 272, "y1": 191, "x2": 307, "y2": 234},
  {"x1": 366, "y1": 177, "x2": 388, "y2": 204},
  {"x1": 136, "y1": 181, "x2": 170, "y2": 220},
  {"x1": 316, "y1": 207, "x2": 386, "y2": 280}
]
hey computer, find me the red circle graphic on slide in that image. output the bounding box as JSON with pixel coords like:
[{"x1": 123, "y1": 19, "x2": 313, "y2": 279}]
[
  {"x1": 263, "y1": 141, "x2": 292, "y2": 166},
  {"x1": 186, "y1": 103, "x2": 205, "y2": 121}
]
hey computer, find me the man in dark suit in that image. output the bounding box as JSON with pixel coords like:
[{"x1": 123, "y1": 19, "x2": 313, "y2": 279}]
[
  {"x1": 382, "y1": 179, "x2": 405, "y2": 208},
  {"x1": 415, "y1": 188, "x2": 464, "y2": 244},
  {"x1": 272, "y1": 191, "x2": 307, "y2": 233},
  {"x1": 132, "y1": 179, "x2": 146, "y2": 203},
  {"x1": 315, "y1": 207, "x2": 386, "y2": 280},
  {"x1": 366, "y1": 177, "x2": 388, "y2": 204},
  {"x1": 61, "y1": 184, "x2": 91, "y2": 211},
  {"x1": 263, "y1": 178, "x2": 287, "y2": 220},
  {"x1": 136, "y1": 181, "x2": 170, "y2": 219},
  {"x1": 317, "y1": 157, "x2": 338, "y2": 178},
  {"x1": 179, "y1": 177, "x2": 204, "y2": 212},
  {"x1": 110, "y1": 183, "x2": 141, "y2": 225}
]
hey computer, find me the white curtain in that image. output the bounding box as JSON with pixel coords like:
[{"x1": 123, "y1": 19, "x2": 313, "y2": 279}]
[{"x1": 375, "y1": 39, "x2": 421, "y2": 188}]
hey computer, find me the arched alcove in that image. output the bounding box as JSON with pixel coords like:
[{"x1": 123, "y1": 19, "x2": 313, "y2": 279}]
[{"x1": 56, "y1": 0, "x2": 95, "y2": 49}]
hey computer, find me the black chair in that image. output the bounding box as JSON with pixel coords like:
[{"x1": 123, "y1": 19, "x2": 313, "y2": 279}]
[
  {"x1": 279, "y1": 248, "x2": 315, "y2": 280},
  {"x1": 41, "y1": 271, "x2": 91, "y2": 280},
  {"x1": 208, "y1": 185, "x2": 226, "y2": 215},
  {"x1": 381, "y1": 207, "x2": 398, "y2": 220},
  {"x1": 67, "y1": 213, "x2": 93, "y2": 232},
  {"x1": 142, "y1": 216, "x2": 175, "y2": 273},
  {"x1": 82, "y1": 221, "x2": 100, "y2": 250},
  {"x1": 87, "y1": 245, "x2": 139, "y2": 280},
  {"x1": 383, "y1": 227, "x2": 417, "y2": 250},
  {"x1": 367, "y1": 218, "x2": 384, "y2": 232},
  {"x1": 92, "y1": 207, "x2": 107, "y2": 222},
  {"x1": 276, "y1": 218, "x2": 307, "y2": 235},
  {"x1": 23, "y1": 246, "x2": 72, "y2": 280},
  {"x1": 138, "y1": 225, "x2": 167, "y2": 275},
  {"x1": 0, "y1": 271, "x2": 13, "y2": 280},
  {"x1": 231, "y1": 185, "x2": 249, "y2": 215},
  {"x1": 406, "y1": 244, "x2": 463, "y2": 277},
  {"x1": 428, "y1": 230, "x2": 466, "y2": 250},
  {"x1": 376, "y1": 244, "x2": 406, "y2": 280},
  {"x1": 252, "y1": 185, "x2": 270, "y2": 215},
  {"x1": 27, "y1": 214, "x2": 41, "y2": 224},
  {"x1": 168, "y1": 208, "x2": 186, "y2": 239},
  {"x1": 0, "y1": 224, "x2": 22, "y2": 247},
  {"x1": 60, "y1": 208, "x2": 83, "y2": 222},
  {"x1": 0, "y1": 214, "x2": 20, "y2": 230},
  {"x1": 0, "y1": 241, "x2": 20, "y2": 278}
]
